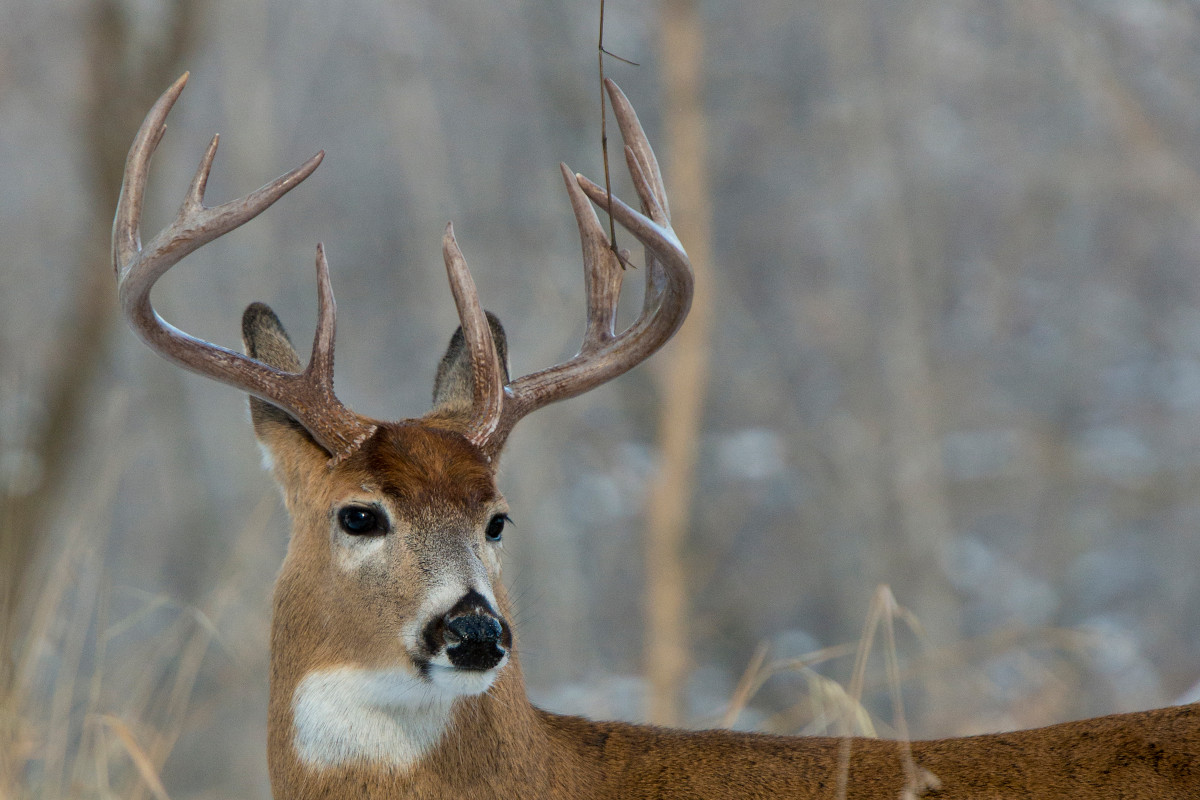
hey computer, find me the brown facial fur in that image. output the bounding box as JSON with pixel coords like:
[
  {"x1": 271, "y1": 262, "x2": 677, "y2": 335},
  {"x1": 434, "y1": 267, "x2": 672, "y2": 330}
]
[
  {"x1": 266, "y1": 421, "x2": 504, "y2": 668},
  {"x1": 349, "y1": 423, "x2": 500, "y2": 510}
]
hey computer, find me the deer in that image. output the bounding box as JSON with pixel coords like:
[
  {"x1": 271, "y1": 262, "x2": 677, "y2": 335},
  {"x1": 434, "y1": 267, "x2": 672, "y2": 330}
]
[{"x1": 112, "y1": 72, "x2": 1200, "y2": 800}]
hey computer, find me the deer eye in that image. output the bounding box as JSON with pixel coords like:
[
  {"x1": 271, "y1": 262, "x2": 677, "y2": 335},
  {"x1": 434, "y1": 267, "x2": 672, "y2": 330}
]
[
  {"x1": 338, "y1": 506, "x2": 383, "y2": 535},
  {"x1": 485, "y1": 513, "x2": 511, "y2": 542}
]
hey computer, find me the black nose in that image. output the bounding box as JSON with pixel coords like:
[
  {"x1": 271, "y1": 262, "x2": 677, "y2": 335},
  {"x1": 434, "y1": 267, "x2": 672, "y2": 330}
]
[
  {"x1": 445, "y1": 613, "x2": 503, "y2": 646},
  {"x1": 433, "y1": 590, "x2": 510, "y2": 671}
]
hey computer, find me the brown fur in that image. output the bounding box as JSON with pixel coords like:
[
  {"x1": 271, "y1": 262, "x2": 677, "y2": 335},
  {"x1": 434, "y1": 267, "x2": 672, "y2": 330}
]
[{"x1": 242, "y1": 305, "x2": 1200, "y2": 799}]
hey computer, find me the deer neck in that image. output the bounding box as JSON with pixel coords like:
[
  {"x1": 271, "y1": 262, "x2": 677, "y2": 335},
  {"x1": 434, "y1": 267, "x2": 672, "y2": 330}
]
[
  {"x1": 267, "y1": 645, "x2": 610, "y2": 798},
  {"x1": 265, "y1": 566, "x2": 603, "y2": 798}
]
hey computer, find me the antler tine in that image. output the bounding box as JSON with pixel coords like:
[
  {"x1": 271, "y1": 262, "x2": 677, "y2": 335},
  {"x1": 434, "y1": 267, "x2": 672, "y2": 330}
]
[
  {"x1": 113, "y1": 75, "x2": 376, "y2": 463},
  {"x1": 306, "y1": 243, "x2": 339, "y2": 390},
  {"x1": 569, "y1": 164, "x2": 691, "y2": 366},
  {"x1": 442, "y1": 224, "x2": 505, "y2": 448},
  {"x1": 562, "y1": 162, "x2": 626, "y2": 351},
  {"x1": 467, "y1": 80, "x2": 692, "y2": 457},
  {"x1": 575, "y1": 161, "x2": 686, "y2": 337},
  {"x1": 583, "y1": 79, "x2": 688, "y2": 354},
  {"x1": 605, "y1": 78, "x2": 673, "y2": 324},
  {"x1": 604, "y1": 78, "x2": 669, "y2": 224},
  {"x1": 113, "y1": 72, "x2": 188, "y2": 275}
]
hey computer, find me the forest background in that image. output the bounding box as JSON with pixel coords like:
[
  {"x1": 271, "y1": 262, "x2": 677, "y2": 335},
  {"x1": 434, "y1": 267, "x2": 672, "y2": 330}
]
[{"x1": 5, "y1": 1, "x2": 1200, "y2": 797}]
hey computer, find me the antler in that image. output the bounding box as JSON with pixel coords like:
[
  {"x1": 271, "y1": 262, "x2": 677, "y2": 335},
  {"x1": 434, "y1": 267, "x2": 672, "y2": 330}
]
[
  {"x1": 445, "y1": 78, "x2": 694, "y2": 458},
  {"x1": 113, "y1": 73, "x2": 377, "y2": 461}
]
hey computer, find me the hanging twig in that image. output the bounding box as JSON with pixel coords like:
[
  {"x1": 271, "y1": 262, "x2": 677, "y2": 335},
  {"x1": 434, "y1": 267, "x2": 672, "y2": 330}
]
[{"x1": 598, "y1": 0, "x2": 639, "y2": 269}]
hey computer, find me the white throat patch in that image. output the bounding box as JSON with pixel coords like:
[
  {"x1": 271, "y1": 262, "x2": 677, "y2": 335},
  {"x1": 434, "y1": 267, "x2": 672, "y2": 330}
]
[{"x1": 292, "y1": 666, "x2": 457, "y2": 769}]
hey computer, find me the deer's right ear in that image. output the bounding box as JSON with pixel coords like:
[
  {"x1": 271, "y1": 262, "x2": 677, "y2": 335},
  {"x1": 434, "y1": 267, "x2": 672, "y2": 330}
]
[{"x1": 241, "y1": 303, "x2": 325, "y2": 466}]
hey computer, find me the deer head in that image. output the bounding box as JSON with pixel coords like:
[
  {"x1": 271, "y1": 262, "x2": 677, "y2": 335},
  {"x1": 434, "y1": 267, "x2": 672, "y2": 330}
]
[{"x1": 113, "y1": 73, "x2": 691, "y2": 782}]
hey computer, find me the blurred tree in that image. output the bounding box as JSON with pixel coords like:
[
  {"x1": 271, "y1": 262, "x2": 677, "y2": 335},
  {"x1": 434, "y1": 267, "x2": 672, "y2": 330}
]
[
  {"x1": 0, "y1": 0, "x2": 205, "y2": 690},
  {"x1": 643, "y1": 0, "x2": 716, "y2": 725}
]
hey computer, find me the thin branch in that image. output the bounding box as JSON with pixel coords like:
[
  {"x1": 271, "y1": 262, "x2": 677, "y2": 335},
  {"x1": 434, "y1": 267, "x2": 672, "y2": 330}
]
[
  {"x1": 598, "y1": 0, "x2": 638, "y2": 269},
  {"x1": 600, "y1": 46, "x2": 640, "y2": 66}
]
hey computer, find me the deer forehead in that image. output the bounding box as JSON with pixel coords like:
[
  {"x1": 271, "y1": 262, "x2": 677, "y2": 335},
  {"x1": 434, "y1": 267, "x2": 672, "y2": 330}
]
[
  {"x1": 286, "y1": 423, "x2": 500, "y2": 520},
  {"x1": 340, "y1": 423, "x2": 501, "y2": 510}
]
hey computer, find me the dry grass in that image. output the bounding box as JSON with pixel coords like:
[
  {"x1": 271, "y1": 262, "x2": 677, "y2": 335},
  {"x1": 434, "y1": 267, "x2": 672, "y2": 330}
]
[
  {"x1": 0, "y1": 442, "x2": 277, "y2": 800},
  {"x1": 1, "y1": 457, "x2": 192, "y2": 799},
  {"x1": 705, "y1": 585, "x2": 1143, "y2": 799},
  {"x1": 710, "y1": 582, "x2": 1140, "y2": 798}
]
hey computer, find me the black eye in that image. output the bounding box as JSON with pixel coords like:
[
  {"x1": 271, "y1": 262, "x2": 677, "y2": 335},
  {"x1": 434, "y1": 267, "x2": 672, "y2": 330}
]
[
  {"x1": 338, "y1": 506, "x2": 383, "y2": 535},
  {"x1": 485, "y1": 513, "x2": 511, "y2": 542}
]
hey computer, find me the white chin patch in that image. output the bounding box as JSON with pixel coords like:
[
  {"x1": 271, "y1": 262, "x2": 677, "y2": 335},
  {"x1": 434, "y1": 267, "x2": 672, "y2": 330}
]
[
  {"x1": 427, "y1": 658, "x2": 506, "y2": 698},
  {"x1": 291, "y1": 660, "x2": 506, "y2": 770},
  {"x1": 293, "y1": 665, "x2": 453, "y2": 769}
]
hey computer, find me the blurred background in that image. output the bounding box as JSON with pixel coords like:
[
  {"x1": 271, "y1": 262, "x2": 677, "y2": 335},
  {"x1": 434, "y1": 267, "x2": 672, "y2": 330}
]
[{"x1": 6, "y1": 0, "x2": 1200, "y2": 797}]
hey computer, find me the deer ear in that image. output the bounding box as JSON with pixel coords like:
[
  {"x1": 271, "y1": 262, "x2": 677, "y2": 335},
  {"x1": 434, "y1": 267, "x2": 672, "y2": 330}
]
[
  {"x1": 241, "y1": 303, "x2": 322, "y2": 457},
  {"x1": 431, "y1": 311, "x2": 510, "y2": 418}
]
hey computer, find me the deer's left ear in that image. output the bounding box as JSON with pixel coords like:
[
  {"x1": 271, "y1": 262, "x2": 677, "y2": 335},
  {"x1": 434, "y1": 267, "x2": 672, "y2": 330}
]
[
  {"x1": 242, "y1": 303, "x2": 328, "y2": 473},
  {"x1": 431, "y1": 311, "x2": 510, "y2": 418}
]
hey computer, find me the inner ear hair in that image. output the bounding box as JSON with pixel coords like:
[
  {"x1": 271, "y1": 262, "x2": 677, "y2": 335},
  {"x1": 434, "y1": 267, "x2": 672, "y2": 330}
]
[{"x1": 243, "y1": 302, "x2": 304, "y2": 371}]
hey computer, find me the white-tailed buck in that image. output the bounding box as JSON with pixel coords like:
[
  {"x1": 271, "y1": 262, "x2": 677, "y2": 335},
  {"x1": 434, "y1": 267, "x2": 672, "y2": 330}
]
[{"x1": 114, "y1": 74, "x2": 1199, "y2": 799}]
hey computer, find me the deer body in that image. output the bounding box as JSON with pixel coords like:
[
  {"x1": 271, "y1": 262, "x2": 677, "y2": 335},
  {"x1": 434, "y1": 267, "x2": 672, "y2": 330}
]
[
  {"x1": 252, "y1": 414, "x2": 1199, "y2": 800},
  {"x1": 114, "y1": 75, "x2": 1200, "y2": 799}
]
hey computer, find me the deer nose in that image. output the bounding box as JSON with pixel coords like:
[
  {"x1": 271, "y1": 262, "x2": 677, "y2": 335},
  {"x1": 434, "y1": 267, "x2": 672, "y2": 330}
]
[
  {"x1": 444, "y1": 613, "x2": 502, "y2": 646},
  {"x1": 437, "y1": 590, "x2": 510, "y2": 671},
  {"x1": 443, "y1": 612, "x2": 506, "y2": 670}
]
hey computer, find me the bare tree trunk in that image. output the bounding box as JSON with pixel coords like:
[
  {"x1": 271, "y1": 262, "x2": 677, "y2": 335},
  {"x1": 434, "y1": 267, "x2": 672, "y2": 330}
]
[
  {"x1": 642, "y1": 0, "x2": 715, "y2": 726},
  {"x1": 0, "y1": 0, "x2": 204, "y2": 683}
]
